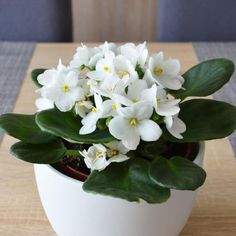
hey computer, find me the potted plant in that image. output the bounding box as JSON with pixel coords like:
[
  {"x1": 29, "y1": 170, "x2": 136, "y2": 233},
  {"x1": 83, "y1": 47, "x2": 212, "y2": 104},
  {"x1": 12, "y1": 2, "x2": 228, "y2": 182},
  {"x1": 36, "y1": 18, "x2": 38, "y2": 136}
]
[{"x1": 0, "y1": 42, "x2": 235, "y2": 236}]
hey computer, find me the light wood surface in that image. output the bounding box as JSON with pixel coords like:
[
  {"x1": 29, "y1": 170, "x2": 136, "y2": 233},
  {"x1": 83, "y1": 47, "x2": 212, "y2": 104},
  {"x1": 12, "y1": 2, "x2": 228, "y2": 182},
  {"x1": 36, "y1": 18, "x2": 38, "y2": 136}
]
[
  {"x1": 0, "y1": 43, "x2": 236, "y2": 235},
  {"x1": 72, "y1": 0, "x2": 157, "y2": 42}
]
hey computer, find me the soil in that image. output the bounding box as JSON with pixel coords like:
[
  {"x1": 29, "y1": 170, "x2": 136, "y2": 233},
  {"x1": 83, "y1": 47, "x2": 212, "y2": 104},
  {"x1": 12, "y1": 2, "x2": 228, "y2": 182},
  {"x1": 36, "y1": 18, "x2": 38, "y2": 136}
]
[{"x1": 52, "y1": 141, "x2": 200, "y2": 182}]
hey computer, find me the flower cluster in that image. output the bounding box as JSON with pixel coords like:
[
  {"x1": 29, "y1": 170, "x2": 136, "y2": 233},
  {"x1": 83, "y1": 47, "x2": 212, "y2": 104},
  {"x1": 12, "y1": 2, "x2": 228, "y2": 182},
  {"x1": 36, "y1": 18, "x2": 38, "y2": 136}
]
[{"x1": 36, "y1": 42, "x2": 186, "y2": 171}]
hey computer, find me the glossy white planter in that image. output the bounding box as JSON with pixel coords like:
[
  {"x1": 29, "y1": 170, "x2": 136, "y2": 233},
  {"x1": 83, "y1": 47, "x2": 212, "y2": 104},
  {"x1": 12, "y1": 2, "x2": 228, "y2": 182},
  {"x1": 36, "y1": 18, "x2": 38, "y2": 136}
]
[{"x1": 34, "y1": 142, "x2": 205, "y2": 236}]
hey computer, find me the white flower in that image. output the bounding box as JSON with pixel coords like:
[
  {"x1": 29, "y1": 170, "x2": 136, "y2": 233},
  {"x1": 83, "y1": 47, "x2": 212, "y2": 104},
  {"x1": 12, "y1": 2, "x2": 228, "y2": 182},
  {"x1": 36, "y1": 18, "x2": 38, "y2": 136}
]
[
  {"x1": 37, "y1": 59, "x2": 68, "y2": 86},
  {"x1": 80, "y1": 144, "x2": 108, "y2": 171},
  {"x1": 74, "y1": 79, "x2": 94, "y2": 118},
  {"x1": 145, "y1": 52, "x2": 184, "y2": 90},
  {"x1": 35, "y1": 97, "x2": 54, "y2": 111},
  {"x1": 40, "y1": 69, "x2": 84, "y2": 112},
  {"x1": 108, "y1": 102, "x2": 162, "y2": 150},
  {"x1": 119, "y1": 42, "x2": 148, "y2": 67},
  {"x1": 141, "y1": 84, "x2": 181, "y2": 116},
  {"x1": 99, "y1": 41, "x2": 117, "y2": 54},
  {"x1": 80, "y1": 141, "x2": 129, "y2": 171},
  {"x1": 79, "y1": 94, "x2": 111, "y2": 134},
  {"x1": 87, "y1": 51, "x2": 116, "y2": 81},
  {"x1": 114, "y1": 79, "x2": 148, "y2": 106},
  {"x1": 69, "y1": 44, "x2": 102, "y2": 69},
  {"x1": 105, "y1": 140, "x2": 130, "y2": 164},
  {"x1": 75, "y1": 100, "x2": 93, "y2": 118},
  {"x1": 87, "y1": 52, "x2": 133, "y2": 98},
  {"x1": 165, "y1": 115, "x2": 186, "y2": 139},
  {"x1": 114, "y1": 55, "x2": 138, "y2": 81}
]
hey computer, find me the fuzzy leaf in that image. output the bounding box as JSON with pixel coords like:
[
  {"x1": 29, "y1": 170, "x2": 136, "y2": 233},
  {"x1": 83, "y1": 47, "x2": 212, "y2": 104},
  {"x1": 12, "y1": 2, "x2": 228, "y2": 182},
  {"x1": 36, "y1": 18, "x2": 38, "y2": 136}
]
[
  {"x1": 83, "y1": 158, "x2": 170, "y2": 203},
  {"x1": 10, "y1": 139, "x2": 66, "y2": 164},
  {"x1": 36, "y1": 109, "x2": 115, "y2": 144},
  {"x1": 170, "y1": 59, "x2": 234, "y2": 99},
  {"x1": 164, "y1": 99, "x2": 236, "y2": 142},
  {"x1": 149, "y1": 156, "x2": 206, "y2": 190},
  {"x1": 0, "y1": 113, "x2": 55, "y2": 144}
]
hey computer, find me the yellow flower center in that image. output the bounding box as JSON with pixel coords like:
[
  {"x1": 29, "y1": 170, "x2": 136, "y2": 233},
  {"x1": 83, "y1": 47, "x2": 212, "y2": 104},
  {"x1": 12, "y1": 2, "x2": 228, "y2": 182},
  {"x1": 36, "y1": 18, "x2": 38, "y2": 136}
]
[
  {"x1": 129, "y1": 118, "x2": 138, "y2": 126},
  {"x1": 131, "y1": 98, "x2": 138, "y2": 103},
  {"x1": 103, "y1": 66, "x2": 111, "y2": 73},
  {"x1": 156, "y1": 98, "x2": 161, "y2": 105},
  {"x1": 92, "y1": 107, "x2": 97, "y2": 113},
  {"x1": 93, "y1": 80, "x2": 98, "y2": 86},
  {"x1": 108, "y1": 149, "x2": 119, "y2": 158},
  {"x1": 63, "y1": 85, "x2": 70, "y2": 92},
  {"x1": 95, "y1": 151, "x2": 103, "y2": 158},
  {"x1": 120, "y1": 71, "x2": 128, "y2": 78},
  {"x1": 154, "y1": 67, "x2": 164, "y2": 76},
  {"x1": 111, "y1": 104, "x2": 117, "y2": 110}
]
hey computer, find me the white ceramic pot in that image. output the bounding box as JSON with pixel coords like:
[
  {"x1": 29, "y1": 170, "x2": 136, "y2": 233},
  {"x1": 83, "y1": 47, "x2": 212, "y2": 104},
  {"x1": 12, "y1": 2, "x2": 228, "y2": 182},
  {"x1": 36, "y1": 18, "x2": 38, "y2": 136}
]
[{"x1": 34, "y1": 142, "x2": 205, "y2": 236}]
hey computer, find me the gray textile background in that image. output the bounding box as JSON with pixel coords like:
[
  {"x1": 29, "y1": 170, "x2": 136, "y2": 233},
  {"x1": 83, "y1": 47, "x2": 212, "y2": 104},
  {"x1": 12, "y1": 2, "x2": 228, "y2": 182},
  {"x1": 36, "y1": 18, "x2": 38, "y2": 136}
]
[
  {"x1": 193, "y1": 42, "x2": 236, "y2": 156},
  {"x1": 0, "y1": 42, "x2": 35, "y2": 143}
]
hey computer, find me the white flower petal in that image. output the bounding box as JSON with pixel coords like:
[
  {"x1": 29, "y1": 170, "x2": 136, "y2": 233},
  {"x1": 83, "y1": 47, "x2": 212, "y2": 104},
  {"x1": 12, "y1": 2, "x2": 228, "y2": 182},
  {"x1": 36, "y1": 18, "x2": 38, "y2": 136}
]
[
  {"x1": 87, "y1": 71, "x2": 108, "y2": 81},
  {"x1": 156, "y1": 99, "x2": 181, "y2": 116},
  {"x1": 108, "y1": 154, "x2": 129, "y2": 164},
  {"x1": 157, "y1": 76, "x2": 183, "y2": 90},
  {"x1": 54, "y1": 94, "x2": 75, "y2": 112},
  {"x1": 108, "y1": 117, "x2": 130, "y2": 140},
  {"x1": 94, "y1": 93, "x2": 103, "y2": 109},
  {"x1": 35, "y1": 97, "x2": 54, "y2": 111},
  {"x1": 108, "y1": 116, "x2": 140, "y2": 150},
  {"x1": 143, "y1": 69, "x2": 155, "y2": 86},
  {"x1": 79, "y1": 123, "x2": 96, "y2": 135},
  {"x1": 165, "y1": 116, "x2": 173, "y2": 129},
  {"x1": 81, "y1": 111, "x2": 98, "y2": 126},
  {"x1": 138, "y1": 120, "x2": 162, "y2": 141},
  {"x1": 162, "y1": 59, "x2": 180, "y2": 76},
  {"x1": 127, "y1": 80, "x2": 148, "y2": 100},
  {"x1": 167, "y1": 117, "x2": 186, "y2": 139}
]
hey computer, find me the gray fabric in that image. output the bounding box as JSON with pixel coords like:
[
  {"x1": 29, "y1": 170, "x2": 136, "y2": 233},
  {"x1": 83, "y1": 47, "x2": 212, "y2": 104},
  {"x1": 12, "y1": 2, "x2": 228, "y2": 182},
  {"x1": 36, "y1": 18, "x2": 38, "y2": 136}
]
[
  {"x1": 0, "y1": 42, "x2": 35, "y2": 142},
  {"x1": 158, "y1": 0, "x2": 236, "y2": 42},
  {"x1": 193, "y1": 42, "x2": 236, "y2": 156},
  {"x1": 0, "y1": 0, "x2": 72, "y2": 42}
]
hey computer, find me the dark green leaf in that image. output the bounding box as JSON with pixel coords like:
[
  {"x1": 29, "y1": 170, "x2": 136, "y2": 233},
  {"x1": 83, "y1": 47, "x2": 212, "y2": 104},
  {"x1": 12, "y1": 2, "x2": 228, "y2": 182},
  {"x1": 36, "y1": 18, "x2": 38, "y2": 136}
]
[
  {"x1": 10, "y1": 139, "x2": 66, "y2": 164},
  {"x1": 170, "y1": 59, "x2": 234, "y2": 99},
  {"x1": 163, "y1": 99, "x2": 236, "y2": 142},
  {"x1": 149, "y1": 156, "x2": 206, "y2": 190},
  {"x1": 135, "y1": 64, "x2": 145, "y2": 79},
  {"x1": 36, "y1": 109, "x2": 115, "y2": 144},
  {"x1": 31, "y1": 68, "x2": 46, "y2": 88},
  {"x1": 0, "y1": 113, "x2": 55, "y2": 144},
  {"x1": 136, "y1": 141, "x2": 168, "y2": 159},
  {"x1": 83, "y1": 158, "x2": 170, "y2": 203}
]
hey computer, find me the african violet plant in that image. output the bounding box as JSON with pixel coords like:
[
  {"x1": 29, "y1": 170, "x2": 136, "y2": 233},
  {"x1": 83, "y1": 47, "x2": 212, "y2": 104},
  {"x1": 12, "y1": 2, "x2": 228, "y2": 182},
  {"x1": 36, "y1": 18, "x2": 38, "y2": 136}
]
[{"x1": 0, "y1": 42, "x2": 236, "y2": 203}]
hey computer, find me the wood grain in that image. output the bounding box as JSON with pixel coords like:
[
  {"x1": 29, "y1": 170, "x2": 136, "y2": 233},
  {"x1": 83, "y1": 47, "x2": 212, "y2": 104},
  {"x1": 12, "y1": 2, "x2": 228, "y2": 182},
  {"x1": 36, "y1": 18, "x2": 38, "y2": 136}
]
[
  {"x1": 0, "y1": 43, "x2": 236, "y2": 235},
  {"x1": 72, "y1": 0, "x2": 157, "y2": 42}
]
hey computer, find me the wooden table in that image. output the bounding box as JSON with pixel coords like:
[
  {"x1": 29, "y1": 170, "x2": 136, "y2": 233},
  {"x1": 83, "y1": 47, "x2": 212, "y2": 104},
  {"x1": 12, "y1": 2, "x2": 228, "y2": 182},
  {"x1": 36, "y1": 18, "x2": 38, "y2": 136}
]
[{"x1": 0, "y1": 43, "x2": 236, "y2": 235}]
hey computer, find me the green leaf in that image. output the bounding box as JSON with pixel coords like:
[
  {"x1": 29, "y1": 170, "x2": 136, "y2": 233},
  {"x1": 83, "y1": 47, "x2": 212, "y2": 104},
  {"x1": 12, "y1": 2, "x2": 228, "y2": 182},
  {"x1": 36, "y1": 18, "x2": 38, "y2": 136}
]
[
  {"x1": 0, "y1": 113, "x2": 55, "y2": 144},
  {"x1": 149, "y1": 156, "x2": 206, "y2": 190},
  {"x1": 135, "y1": 64, "x2": 145, "y2": 79},
  {"x1": 36, "y1": 109, "x2": 115, "y2": 144},
  {"x1": 169, "y1": 59, "x2": 234, "y2": 99},
  {"x1": 163, "y1": 99, "x2": 236, "y2": 142},
  {"x1": 83, "y1": 158, "x2": 170, "y2": 203},
  {"x1": 136, "y1": 141, "x2": 168, "y2": 159},
  {"x1": 10, "y1": 139, "x2": 66, "y2": 164},
  {"x1": 31, "y1": 68, "x2": 46, "y2": 88}
]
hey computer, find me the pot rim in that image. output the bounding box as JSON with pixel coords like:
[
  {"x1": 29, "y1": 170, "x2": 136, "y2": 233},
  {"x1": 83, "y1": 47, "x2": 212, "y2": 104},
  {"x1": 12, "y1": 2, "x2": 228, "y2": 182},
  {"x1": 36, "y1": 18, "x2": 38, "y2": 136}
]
[{"x1": 37, "y1": 141, "x2": 205, "y2": 186}]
